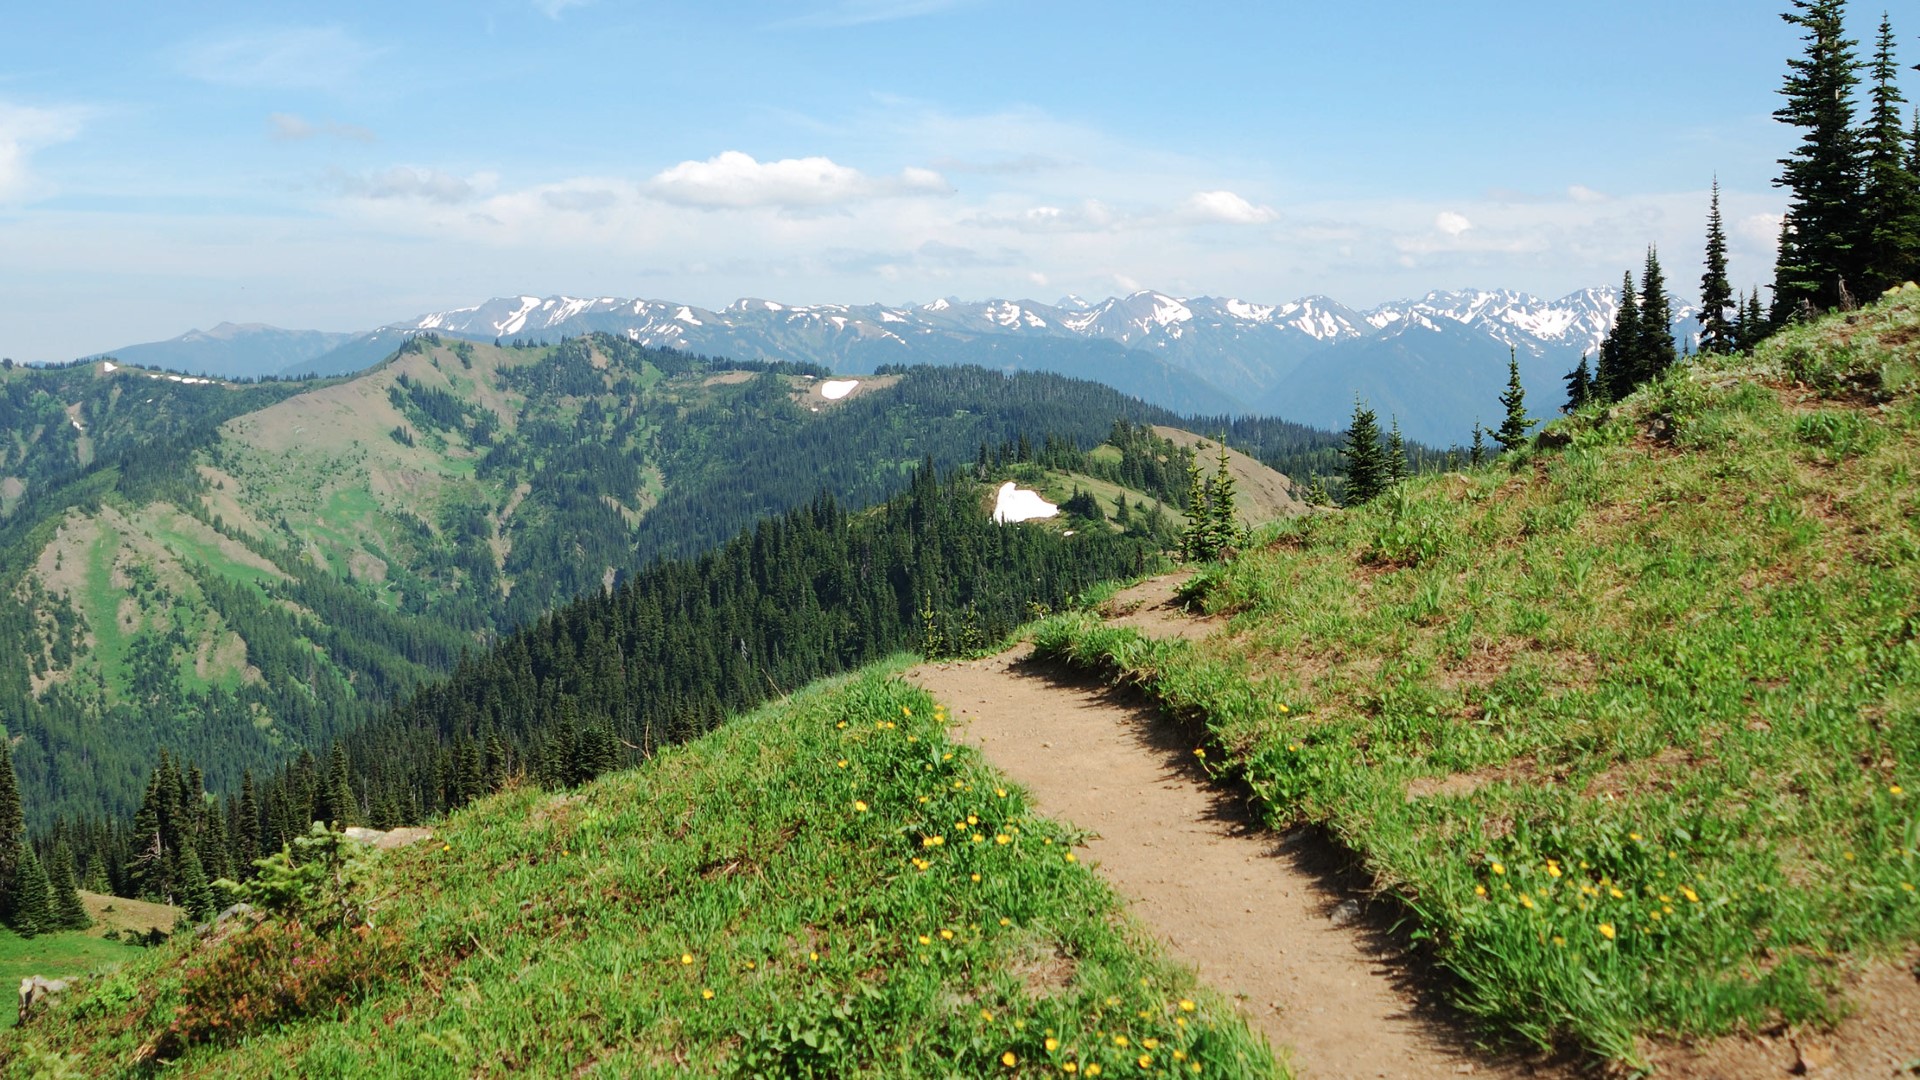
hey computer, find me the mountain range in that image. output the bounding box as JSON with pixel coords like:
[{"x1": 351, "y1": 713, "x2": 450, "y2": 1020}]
[{"x1": 95, "y1": 287, "x2": 1699, "y2": 446}]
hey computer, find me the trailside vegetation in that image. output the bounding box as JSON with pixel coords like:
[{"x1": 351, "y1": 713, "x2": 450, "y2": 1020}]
[
  {"x1": 1031, "y1": 289, "x2": 1920, "y2": 1065},
  {"x1": 0, "y1": 668, "x2": 1283, "y2": 1077}
]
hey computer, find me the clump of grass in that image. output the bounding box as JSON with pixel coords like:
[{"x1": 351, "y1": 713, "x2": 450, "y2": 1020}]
[
  {"x1": 1034, "y1": 291, "x2": 1920, "y2": 1066},
  {"x1": 4, "y1": 664, "x2": 1281, "y2": 1078}
]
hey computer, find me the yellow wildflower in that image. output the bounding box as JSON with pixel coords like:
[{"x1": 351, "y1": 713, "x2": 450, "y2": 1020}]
[
  {"x1": 1002, "y1": 1051, "x2": 1016, "y2": 1067},
  {"x1": 680, "y1": 953, "x2": 694, "y2": 965},
  {"x1": 853, "y1": 800, "x2": 869, "y2": 813},
  {"x1": 918, "y1": 935, "x2": 932, "y2": 945},
  {"x1": 1046, "y1": 1037, "x2": 1060, "y2": 1052},
  {"x1": 980, "y1": 1008, "x2": 993, "y2": 1021},
  {"x1": 1491, "y1": 862, "x2": 1505, "y2": 875},
  {"x1": 1598, "y1": 923, "x2": 1615, "y2": 939},
  {"x1": 1179, "y1": 999, "x2": 1195, "y2": 1012},
  {"x1": 942, "y1": 929, "x2": 956, "y2": 940},
  {"x1": 1138, "y1": 1054, "x2": 1153, "y2": 1069},
  {"x1": 996, "y1": 834, "x2": 1011, "y2": 845}
]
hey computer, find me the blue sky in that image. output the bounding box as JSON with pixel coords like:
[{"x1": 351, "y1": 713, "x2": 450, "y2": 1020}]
[{"x1": 0, "y1": 0, "x2": 1881, "y2": 359}]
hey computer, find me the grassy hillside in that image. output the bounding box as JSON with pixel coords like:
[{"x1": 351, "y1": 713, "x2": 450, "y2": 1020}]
[
  {"x1": 1033, "y1": 288, "x2": 1920, "y2": 1064},
  {"x1": 0, "y1": 667, "x2": 1280, "y2": 1078}
]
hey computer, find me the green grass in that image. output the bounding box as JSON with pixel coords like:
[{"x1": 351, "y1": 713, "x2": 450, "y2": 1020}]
[
  {"x1": 3, "y1": 664, "x2": 1282, "y2": 1078},
  {"x1": 0, "y1": 932, "x2": 146, "y2": 1030},
  {"x1": 1032, "y1": 289, "x2": 1920, "y2": 1066}
]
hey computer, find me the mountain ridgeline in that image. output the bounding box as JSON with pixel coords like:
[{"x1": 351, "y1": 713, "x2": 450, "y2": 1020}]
[{"x1": 0, "y1": 334, "x2": 1340, "y2": 833}]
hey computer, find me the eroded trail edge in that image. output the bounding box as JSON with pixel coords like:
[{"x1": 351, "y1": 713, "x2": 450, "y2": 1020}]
[{"x1": 908, "y1": 578, "x2": 1549, "y2": 1080}]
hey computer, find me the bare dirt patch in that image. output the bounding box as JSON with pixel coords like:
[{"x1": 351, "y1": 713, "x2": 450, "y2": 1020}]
[
  {"x1": 1646, "y1": 958, "x2": 1920, "y2": 1079},
  {"x1": 910, "y1": 606, "x2": 1563, "y2": 1078},
  {"x1": 1098, "y1": 572, "x2": 1218, "y2": 643}
]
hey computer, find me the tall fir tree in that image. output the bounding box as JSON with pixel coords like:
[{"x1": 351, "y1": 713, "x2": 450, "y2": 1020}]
[
  {"x1": 46, "y1": 840, "x2": 89, "y2": 931},
  {"x1": 0, "y1": 738, "x2": 23, "y2": 925},
  {"x1": 12, "y1": 843, "x2": 52, "y2": 937},
  {"x1": 1564, "y1": 355, "x2": 1595, "y2": 412},
  {"x1": 1469, "y1": 423, "x2": 1487, "y2": 467},
  {"x1": 1203, "y1": 441, "x2": 1240, "y2": 557},
  {"x1": 1739, "y1": 287, "x2": 1770, "y2": 350},
  {"x1": 1634, "y1": 247, "x2": 1679, "y2": 385},
  {"x1": 1341, "y1": 400, "x2": 1387, "y2": 505},
  {"x1": 1597, "y1": 270, "x2": 1640, "y2": 400},
  {"x1": 1699, "y1": 180, "x2": 1738, "y2": 354},
  {"x1": 1859, "y1": 13, "x2": 1920, "y2": 294},
  {"x1": 1772, "y1": 0, "x2": 1866, "y2": 316},
  {"x1": 1493, "y1": 348, "x2": 1538, "y2": 453}
]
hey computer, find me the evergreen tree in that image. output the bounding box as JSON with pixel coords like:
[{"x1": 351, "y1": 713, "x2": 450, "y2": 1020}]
[
  {"x1": 1859, "y1": 13, "x2": 1920, "y2": 294},
  {"x1": 177, "y1": 845, "x2": 213, "y2": 923},
  {"x1": 12, "y1": 844, "x2": 51, "y2": 937},
  {"x1": 1634, "y1": 247, "x2": 1678, "y2": 385},
  {"x1": 1341, "y1": 400, "x2": 1387, "y2": 505},
  {"x1": 1469, "y1": 423, "x2": 1487, "y2": 467},
  {"x1": 1772, "y1": 0, "x2": 1866, "y2": 314},
  {"x1": 1384, "y1": 419, "x2": 1409, "y2": 485},
  {"x1": 1563, "y1": 355, "x2": 1594, "y2": 412},
  {"x1": 1597, "y1": 270, "x2": 1640, "y2": 400},
  {"x1": 0, "y1": 738, "x2": 23, "y2": 924},
  {"x1": 1493, "y1": 349, "x2": 1537, "y2": 453},
  {"x1": 46, "y1": 840, "x2": 89, "y2": 931},
  {"x1": 1739, "y1": 287, "x2": 1770, "y2": 350},
  {"x1": 1699, "y1": 179, "x2": 1738, "y2": 354},
  {"x1": 1203, "y1": 441, "x2": 1239, "y2": 557}
]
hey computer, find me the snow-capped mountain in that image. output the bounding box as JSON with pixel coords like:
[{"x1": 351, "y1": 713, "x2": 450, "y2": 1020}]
[{"x1": 94, "y1": 284, "x2": 1698, "y2": 446}]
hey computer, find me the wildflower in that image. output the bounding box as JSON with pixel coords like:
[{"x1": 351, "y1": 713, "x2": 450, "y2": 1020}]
[
  {"x1": 1002, "y1": 1051, "x2": 1016, "y2": 1067},
  {"x1": 1046, "y1": 1037, "x2": 1060, "y2": 1051},
  {"x1": 1491, "y1": 862, "x2": 1505, "y2": 876},
  {"x1": 1598, "y1": 923, "x2": 1616, "y2": 940},
  {"x1": 681, "y1": 953, "x2": 694, "y2": 965},
  {"x1": 1113, "y1": 1035, "x2": 1130, "y2": 1047},
  {"x1": 702, "y1": 988, "x2": 715, "y2": 1000},
  {"x1": 1893, "y1": 785, "x2": 1906, "y2": 796},
  {"x1": 1903, "y1": 882, "x2": 1915, "y2": 892},
  {"x1": 1138, "y1": 1054, "x2": 1153, "y2": 1069},
  {"x1": 1681, "y1": 887, "x2": 1699, "y2": 903},
  {"x1": 1474, "y1": 885, "x2": 1487, "y2": 897},
  {"x1": 996, "y1": 834, "x2": 1011, "y2": 845},
  {"x1": 809, "y1": 952, "x2": 819, "y2": 961},
  {"x1": 1519, "y1": 895, "x2": 1535, "y2": 910},
  {"x1": 996, "y1": 787, "x2": 1008, "y2": 798},
  {"x1": 1065, "y1": 852, "x2": 1078, "y2": 863},
  {"x1": 441, "y1": 843, "x2": 451, "y2": 852},
  {"x1": 942, "y1": 929, "x2": 956, "y2": 940},
  {"x1": 918, "y1": 935, "x2": 932, "y2": 945},
  {"x1": 917, "y1": 795, "x2": 930, "y2": 804},
  {"x1": 1086, "y1": 1065, "x2": 1102, "y2": 1077},
  {"x1": 968, "y1": 814, "x2": 979, "y2": 825},
  {"x1": 999, "y1": 917, "x2": 1012, "y2": 926},
  {"x1": 973, "y1": 834, "x2": 985, "y2": 844},
  {"x1": 853, "y1": 800, "x2": 869, "y2": 813},
  {"x1": 980, "y1": 1008, "x2": 993, "y2": 1021},
  {"x1": 837, "y1": 759, "x2": 848, "y2": 769},
  {"x1": 1142, "y1": 1039, "x2": 1159, "y2": 1049},
  {"x1": 903, "y1": 706, "x2": 912, "y2": 717},
  {"x1": 1064, "y1": 1065, "x2": 1078, "y2": 1074},
  {"x1": 1546, "y1": 864, "x2": 1562, "y2": 878},
  {"x1": 1194, "y1": 748, "x2": 1206, "y2": 759},
  {"x1": 971, "y1": 873, "x2": 982, "y2": 882},
  {"x1": 837, "y1": 721, "x2": 847, "y2": 729},
  {"x1": 1552, "y1": 936, "x2": 1566, "y2": 947},
  {"x1": 1609, "y1": 887, "x2": 1626, "y2": 899},
  {"x1": 1629, "y1": 832, "x2": 1641, "y2": 841},
  {"x1": 1279, "y1": 703, "x2": 1290, "y2": 713},
  {"x1": 1178, "y1": 1000, "x2": 1195, "y2": 1012}
]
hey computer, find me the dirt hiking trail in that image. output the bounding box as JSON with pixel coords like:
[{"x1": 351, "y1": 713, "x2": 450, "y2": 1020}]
[
  {"x1": 911, "y1": 573, "x2": 1920, "y2": 1079},
  {"x1": 909, "y1": 574, "x2": 1555, "y2": 1080}
]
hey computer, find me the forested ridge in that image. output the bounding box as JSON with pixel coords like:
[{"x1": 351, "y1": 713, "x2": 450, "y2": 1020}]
[{"x1": 0, "y1": 335, "x2": 1337, "y2": 893}]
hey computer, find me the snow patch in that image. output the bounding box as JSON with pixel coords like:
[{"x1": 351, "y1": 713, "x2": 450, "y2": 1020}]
[
  {"x1": 820, "y1": 380, "x2": 860, "y2": 400},
  {"x1": 674, "y1": 305, "x2": 703, "y2": 326},
  {"x1": 100, "y1": 361, "x2": 117, "y2": 372},
  {"x1": 992, "y1": 482, "x2": 1058, "y2": 524}
]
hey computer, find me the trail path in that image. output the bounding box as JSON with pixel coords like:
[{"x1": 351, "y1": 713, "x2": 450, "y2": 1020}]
[{"x1": 909, "y1": 574, "x2": 1553, "y2": 1080}]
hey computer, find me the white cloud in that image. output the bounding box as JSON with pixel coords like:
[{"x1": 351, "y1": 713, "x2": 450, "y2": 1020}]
[
  {"x1": 645, "y1": 151, "x2": 950, "y2": 209},
  {"x1": 1179, "y1": 190, "x2": 1279, "y2": 226},
  {"x1": 0, "y1": 103, "x2": 85, "y2": 203},
  {"x1": 1568, "y1": 184, "x2": 1609, "y2": 204},
  {"x1": 269, "y1": 112, "x2": 375, "y2": 143},
  {"x1": 178, "y1": 27, "x2": 383, "y2": 93},
  {"x1": 1435, "y1": 211, "x2": 1473, "y2": 236}
]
